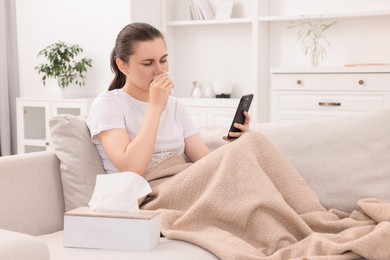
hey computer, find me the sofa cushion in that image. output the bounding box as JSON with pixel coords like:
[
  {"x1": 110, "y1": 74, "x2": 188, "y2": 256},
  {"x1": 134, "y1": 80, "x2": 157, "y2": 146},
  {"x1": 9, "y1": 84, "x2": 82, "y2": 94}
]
[
  {"x1": 199, "y1": 109, "x2": 390, "y2": 212},
  {"x1": 253, "y1": 109, "x2": 390, "y2": 212},
  {"x1": 49, "y1": 115, "x2": 105, "y2": 212},
  {"x1": 0, "y1": 229, "x2": 49, "y2": 260},
  {"x1": 38, "y1": 231, "x2": 217, "y2": 260},
  {"x1": 0, "y1": 151, "x2": 64, "y2": 236}
]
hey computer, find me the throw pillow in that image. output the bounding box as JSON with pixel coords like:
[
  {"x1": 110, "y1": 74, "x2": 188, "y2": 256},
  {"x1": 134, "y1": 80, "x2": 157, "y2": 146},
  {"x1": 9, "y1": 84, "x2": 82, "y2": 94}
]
[{"x1": 49, "y1": 115, "x2": 105, "y2": 212}]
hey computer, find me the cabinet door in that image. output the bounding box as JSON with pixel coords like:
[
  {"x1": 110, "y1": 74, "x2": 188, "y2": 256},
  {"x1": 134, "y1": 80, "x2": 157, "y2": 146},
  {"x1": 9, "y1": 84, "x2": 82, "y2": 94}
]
[
  {"x1": 17, "y1": 98, "x2": 95, "y2": 153},
  {"x1": 47, "y1": 100, "x2": 93, "y2": 149},
  {"x1": 207, "y1": 107, "x2": 237, "y2": 127},
  {"x1": 272, "y1": 73, "x2": 390, "y2": 91},
  {"x1": 271, "y1": 91, "x2": 387, "y2": 121},
  {"x1": 16, "y1": 100, "x2": 51, "y2": 153},
  {"x1": 185, "y1": 107, "x2": 208, "y2": 128},
  {"x1": 51, "y1": 101, "x2": 90, "y2": 116}
]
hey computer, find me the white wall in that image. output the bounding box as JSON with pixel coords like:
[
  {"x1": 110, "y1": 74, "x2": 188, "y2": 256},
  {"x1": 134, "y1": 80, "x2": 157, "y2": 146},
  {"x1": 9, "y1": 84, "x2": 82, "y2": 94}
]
[
  {"x1": 130, "y1": 0, "x2": 161, "y2": 30},
  {"x1": 15, "y1": 0, "x2": 131, "y2": 98},
  {"x1": 15, "y1": 0, "x2": 390, "y2": 98},
  {"x1": 269, "y1": 0, "x2": 390, "y2": 15},
  {"x1": 268, "y1": 0, "x2": 390, "y2": 68}
]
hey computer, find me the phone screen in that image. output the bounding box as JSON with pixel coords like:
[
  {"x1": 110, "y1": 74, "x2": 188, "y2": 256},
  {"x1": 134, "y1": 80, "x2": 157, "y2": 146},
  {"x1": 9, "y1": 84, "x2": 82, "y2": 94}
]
[{"x1": 227, "y1": 94, "x2": 253, "y2": 139}]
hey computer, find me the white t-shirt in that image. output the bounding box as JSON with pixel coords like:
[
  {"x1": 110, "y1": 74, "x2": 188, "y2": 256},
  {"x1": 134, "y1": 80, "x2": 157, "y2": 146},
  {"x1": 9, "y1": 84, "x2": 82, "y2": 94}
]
[{"x1": 86, "y1": 89, "x2": 198, "y2": 174}]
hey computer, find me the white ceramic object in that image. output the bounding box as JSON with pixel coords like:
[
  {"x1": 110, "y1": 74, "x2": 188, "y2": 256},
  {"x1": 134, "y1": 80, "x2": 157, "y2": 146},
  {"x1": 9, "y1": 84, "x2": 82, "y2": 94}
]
[
  {"x1": 204, "y1": 84, "x2": 215, "y2": 98},
  {"x1": 191, "y1": 81, "x2": 203, "y2": 98},
  {"x1": 213, "y1": 79, "x2": 233, "y2": 95}
]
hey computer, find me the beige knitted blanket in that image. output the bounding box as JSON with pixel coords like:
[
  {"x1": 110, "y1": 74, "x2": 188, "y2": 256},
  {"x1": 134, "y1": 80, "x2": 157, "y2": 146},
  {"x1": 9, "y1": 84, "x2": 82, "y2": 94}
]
[{"x1": 141, "y1": 132, "x2": 390, "y2": 259}]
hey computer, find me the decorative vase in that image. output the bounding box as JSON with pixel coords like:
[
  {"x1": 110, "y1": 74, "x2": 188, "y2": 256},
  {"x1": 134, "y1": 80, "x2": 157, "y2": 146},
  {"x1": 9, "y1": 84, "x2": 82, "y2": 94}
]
[
  {"x1": 311, "y1": 54, "x2": 319, "y2": 67},
  {"x1": 191, "y1": 81, "x2": 202, "y2": 98},
  {"x1": 204, "y1": 84, "x2": 215, "y2": 98},
  {"x1": 287, "y1": 16, "x2": 337, "y2": 68},
  {"x1": 310, "y1": 45, "x2": 320, "y2": 67}
]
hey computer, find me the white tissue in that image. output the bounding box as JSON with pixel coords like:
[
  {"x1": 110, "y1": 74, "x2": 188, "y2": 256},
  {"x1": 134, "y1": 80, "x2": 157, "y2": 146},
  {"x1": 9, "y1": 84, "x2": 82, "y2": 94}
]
[{"x1": 88, "y1": 172, "x2": 152, "y2": 213}]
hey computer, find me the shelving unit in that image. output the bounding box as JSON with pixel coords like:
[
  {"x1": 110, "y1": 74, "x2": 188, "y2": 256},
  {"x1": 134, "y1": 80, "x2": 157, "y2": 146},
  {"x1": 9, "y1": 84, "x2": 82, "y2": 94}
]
[
  {"x1": 16, "y1": 97, "x2": 95, "y2": 153},
  {"x1": 160, "y1": 0, "x2": 390, "y2": 123},
  {"x1": 161, "y1": 0, "x2": 268, "y2": 122}
]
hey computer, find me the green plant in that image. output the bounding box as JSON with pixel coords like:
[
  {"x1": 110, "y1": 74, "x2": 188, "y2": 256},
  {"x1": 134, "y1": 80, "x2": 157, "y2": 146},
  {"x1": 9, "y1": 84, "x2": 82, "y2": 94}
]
[
  {"x1": 35, "y1": 41, "x2": 92, "y2": 88},
  {"x1": 287, "y1": 16, "x2": 337, "y2": 66}
]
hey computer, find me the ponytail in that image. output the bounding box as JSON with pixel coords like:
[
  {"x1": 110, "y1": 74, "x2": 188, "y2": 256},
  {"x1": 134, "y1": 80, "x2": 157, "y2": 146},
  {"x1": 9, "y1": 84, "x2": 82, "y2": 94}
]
[{"x1": 108, "y1": 49, "x2": 126, "y2": 90}]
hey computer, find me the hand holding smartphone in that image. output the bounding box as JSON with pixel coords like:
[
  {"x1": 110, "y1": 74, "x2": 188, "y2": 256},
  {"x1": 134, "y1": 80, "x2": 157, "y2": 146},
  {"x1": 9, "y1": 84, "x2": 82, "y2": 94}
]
[{"x1": 227, "y1": 94, "x2": 253, "y2": 139}]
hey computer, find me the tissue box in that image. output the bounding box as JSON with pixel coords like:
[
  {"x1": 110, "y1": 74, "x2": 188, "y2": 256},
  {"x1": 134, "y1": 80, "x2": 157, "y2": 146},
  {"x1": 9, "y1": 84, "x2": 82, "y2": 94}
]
[{"x1": 64, "y1": 207, "x2": 161, "y2": 251}]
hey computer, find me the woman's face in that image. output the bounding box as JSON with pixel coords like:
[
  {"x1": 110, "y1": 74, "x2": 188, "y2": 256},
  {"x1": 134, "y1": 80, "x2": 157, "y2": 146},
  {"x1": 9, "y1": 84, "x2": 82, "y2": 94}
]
[{"x1": 125, "y1": 37, "x2": 169, "y2": 94}]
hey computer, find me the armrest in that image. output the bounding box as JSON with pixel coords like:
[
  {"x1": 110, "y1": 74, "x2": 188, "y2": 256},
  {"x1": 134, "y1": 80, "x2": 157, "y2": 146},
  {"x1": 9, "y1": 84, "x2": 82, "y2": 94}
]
[
  {"x1": 0, "y1": 151, "x2": 65, "y2": 235},
  {"x1": 0, "y1": 229, "x2": 49, "y2": 260}
]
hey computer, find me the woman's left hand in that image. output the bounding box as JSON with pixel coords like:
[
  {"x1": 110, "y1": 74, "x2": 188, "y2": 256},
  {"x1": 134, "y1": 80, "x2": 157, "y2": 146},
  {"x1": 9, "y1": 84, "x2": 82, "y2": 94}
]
[{"x1": 223, "y1": 111, "x2": 251, "y2": 141}]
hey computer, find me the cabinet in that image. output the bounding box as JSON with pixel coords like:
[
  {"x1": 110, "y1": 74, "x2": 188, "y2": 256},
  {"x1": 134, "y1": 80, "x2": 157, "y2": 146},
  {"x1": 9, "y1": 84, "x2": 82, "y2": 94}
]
[
  {"x1": 179, "y1": 98, "x2": 255, "y2": 128},
  {"x1": 16, "y1": 97, "x2": 95, "y2": 153},
  {"x1": 270, "y1": 67, "x2": 390, "y2": 122}
]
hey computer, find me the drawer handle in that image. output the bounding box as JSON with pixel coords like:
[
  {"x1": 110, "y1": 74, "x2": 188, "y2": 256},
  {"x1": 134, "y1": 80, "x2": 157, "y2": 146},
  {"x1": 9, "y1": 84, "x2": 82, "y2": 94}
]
[
  {"x1": 318, "y1": 102, "x2": 341, "y2": 107},
  {"x1": 358, "y1": 80, "x2": 364, "y2": 85},
  {"x1": 296, "y1": 80, "x2": 302, "y2": 85}
]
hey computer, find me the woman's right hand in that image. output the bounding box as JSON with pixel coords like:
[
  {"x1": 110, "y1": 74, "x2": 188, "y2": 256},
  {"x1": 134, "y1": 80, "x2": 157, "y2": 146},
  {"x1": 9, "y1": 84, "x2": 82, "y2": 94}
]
[
  {"x1": 149, "y1": 73, "x2": 174, "y2": 111},
  {"x1": 223, "y1": 111, "x2": 251, "y2": 141}
]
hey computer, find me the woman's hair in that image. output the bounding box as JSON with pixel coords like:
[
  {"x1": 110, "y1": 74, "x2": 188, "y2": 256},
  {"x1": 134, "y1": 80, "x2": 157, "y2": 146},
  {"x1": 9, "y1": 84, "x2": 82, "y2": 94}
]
[{"x1": 109, "y1": 22, "x2": 164, "y2": 90}]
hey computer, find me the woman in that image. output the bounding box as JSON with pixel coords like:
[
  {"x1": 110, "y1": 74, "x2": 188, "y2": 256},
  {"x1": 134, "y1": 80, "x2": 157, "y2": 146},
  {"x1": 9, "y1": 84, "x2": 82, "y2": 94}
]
[
  {"x1": 86, "y1": 22, "x2": 250, "y2": 175},
  {"x1": 86, "y1": 23, "x2": 389, "y2": 259}
]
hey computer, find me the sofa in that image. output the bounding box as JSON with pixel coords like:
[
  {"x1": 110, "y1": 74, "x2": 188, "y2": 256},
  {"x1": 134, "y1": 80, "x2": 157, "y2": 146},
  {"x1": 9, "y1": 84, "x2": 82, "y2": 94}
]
[{"x1": 1, "y1": 109, "x2": 390, "y2": 259}]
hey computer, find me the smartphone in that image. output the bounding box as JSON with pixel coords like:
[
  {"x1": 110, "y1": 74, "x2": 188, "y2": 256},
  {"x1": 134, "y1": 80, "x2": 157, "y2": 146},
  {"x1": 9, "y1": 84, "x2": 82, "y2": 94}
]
[{"x1": 227, "y1": 94, "x2": 254, "y2": 139}]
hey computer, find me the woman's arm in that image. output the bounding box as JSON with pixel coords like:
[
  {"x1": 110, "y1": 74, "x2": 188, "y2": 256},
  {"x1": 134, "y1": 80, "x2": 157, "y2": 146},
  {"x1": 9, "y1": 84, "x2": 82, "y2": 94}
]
[
  {"x1": 96, "y1": 106, "x2": 163, "y2": 175},
  {"x1": 96, "y1": 74, "x2": 173, "y2": 176},
  {"x1": 184, "y1": 133, "x2": 210, "y2": 162},
  {"x1": 184, "y1": 111, "x2": 251, "y2": 162}
]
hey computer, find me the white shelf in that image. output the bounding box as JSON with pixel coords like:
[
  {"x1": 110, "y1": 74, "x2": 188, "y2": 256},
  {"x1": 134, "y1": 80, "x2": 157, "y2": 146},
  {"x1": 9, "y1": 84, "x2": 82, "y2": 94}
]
[
  {"x1": 270, "y1": 66, "x2": 390, "y2": 74},
  {"x1": 259, "y1": 10, "x2": 390, "y2": 22},
  {"x1": 166, "y1": 18, "x2": 252, "y2": 26},
  {"x1": 179, "y1": 98, "x2": 240, "y2": 106}
]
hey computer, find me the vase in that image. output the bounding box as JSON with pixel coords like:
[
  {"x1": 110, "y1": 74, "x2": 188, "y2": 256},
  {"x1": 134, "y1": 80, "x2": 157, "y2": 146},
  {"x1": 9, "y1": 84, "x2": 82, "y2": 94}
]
[
  {"x1": 191, "y1": 81, "x2": 202, "y2": 98},
  {"x1": 204, "y1": 84, "x2": 215, "y2": 98},
  {"x1": 310, "y1": 50, "x2": 320, "y2": 67}
]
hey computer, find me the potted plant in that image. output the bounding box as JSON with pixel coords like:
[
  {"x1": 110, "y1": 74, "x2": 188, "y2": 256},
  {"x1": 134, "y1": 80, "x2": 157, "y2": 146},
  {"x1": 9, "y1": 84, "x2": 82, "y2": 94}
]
[
  {"x1": 35, "y1": 41, "x2": 92, "y2": 97},
  {"x1": 287, "y1": 16, "x2": 337, "y2": 67}
]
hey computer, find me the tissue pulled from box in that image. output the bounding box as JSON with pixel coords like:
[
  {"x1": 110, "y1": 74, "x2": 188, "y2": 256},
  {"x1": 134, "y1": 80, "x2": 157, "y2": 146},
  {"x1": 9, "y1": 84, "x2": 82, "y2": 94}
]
[{"x1": 88, "y1": 172, "x2": 152, "y2": 213}]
